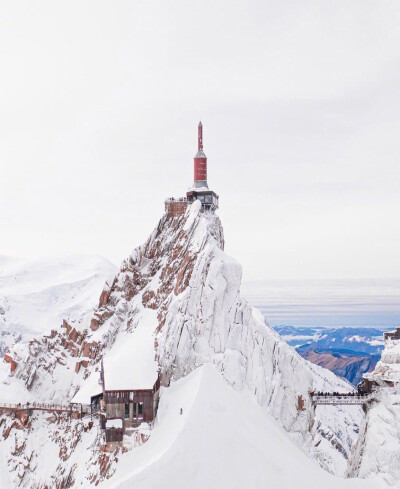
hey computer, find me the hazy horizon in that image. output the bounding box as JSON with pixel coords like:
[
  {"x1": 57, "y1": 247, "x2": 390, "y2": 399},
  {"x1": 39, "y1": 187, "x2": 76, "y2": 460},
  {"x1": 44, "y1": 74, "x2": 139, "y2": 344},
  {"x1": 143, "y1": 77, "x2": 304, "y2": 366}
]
[
  {"x1": 2, "y1": 249, "x2": 398, "y2": 329},
  {"x1": 242, "y1": 278, "x2": 400, "y2": 328}
]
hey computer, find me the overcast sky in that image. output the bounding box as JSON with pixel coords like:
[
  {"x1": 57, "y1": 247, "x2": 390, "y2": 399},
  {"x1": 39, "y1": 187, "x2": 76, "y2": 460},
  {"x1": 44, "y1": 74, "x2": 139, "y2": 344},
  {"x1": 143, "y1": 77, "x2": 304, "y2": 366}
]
[{"x1": 1, "y1": 1, "x2": 400, "y2": 281}]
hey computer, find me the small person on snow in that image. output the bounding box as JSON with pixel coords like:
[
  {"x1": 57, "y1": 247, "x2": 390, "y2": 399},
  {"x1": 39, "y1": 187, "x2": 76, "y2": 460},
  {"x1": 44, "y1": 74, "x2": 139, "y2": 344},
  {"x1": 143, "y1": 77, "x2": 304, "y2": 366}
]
[{"x1": 180, "y1": 408, "x2": 183, "y2": 415}]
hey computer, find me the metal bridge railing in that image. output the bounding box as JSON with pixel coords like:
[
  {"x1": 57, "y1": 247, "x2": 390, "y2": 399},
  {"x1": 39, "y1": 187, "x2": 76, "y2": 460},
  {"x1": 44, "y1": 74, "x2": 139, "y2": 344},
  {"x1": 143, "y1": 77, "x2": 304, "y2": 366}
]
[
  {"x1": 312, "y1": 392, "x2": 377, "y2": 405},
  {"x1": 0, "y1": 402, "x2": 92, "y2": 413}
]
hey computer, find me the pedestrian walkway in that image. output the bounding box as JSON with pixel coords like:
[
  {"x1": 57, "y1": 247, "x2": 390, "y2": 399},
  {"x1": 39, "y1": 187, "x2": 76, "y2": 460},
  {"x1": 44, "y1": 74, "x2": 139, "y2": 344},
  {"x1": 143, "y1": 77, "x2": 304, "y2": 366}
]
[
  {"x1": 312, "y1": 391, "x2": 377, "y2": 406},
  {"x1": 0, "y1": 402, "x2": 93, "y2": 416}
]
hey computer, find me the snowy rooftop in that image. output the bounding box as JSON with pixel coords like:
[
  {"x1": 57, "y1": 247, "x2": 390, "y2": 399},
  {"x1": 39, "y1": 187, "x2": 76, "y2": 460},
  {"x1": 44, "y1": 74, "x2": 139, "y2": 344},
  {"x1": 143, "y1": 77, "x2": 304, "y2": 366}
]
[
  {"x1": 103, "y1": 308, "x2": 159, "y2": 391},
  {"x1": 70, "y1": 370, "x2": 101, "y2": 404},
  {"x1": 71, "y1": 308, "x2": 159, "y2": 404}
]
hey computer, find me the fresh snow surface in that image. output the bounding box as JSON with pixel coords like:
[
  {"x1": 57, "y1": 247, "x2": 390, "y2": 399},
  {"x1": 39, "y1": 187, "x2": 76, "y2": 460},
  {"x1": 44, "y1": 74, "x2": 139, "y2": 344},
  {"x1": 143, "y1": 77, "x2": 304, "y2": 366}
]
[
  {"x1": 103, "y1": 308, "x2": 159, "y2": 391},
  {"x1": 99, "y1": 365, "x2": 384, "y2": 489},
  {"x1": 70, "y1": 370, "x2": 101, "y2": 404},
  {"x1": 0, "y1": 254, "x2": 117, "y2": 349}
]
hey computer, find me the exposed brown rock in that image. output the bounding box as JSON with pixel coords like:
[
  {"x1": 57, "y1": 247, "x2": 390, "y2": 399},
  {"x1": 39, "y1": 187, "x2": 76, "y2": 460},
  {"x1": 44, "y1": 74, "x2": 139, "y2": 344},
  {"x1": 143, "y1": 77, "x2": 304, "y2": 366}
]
[
  {"x1": 142, "y1": 289, "x2": 159, "y2": 309},
  {"x1": 174, "y1": 252, "x2": 194, "y2": 295},
  {"x1": 99, "y1": 283, "x2": 113, "y2": 308},
  {"x1": 297, "y1": 395, "x2": 305, "y2": 411},
  {"x1": 90, "y1": 318, "x2": 99, "y2": 331},
  {"x1": 4, "y1": 353, "x2": 16, "y2": 373}
]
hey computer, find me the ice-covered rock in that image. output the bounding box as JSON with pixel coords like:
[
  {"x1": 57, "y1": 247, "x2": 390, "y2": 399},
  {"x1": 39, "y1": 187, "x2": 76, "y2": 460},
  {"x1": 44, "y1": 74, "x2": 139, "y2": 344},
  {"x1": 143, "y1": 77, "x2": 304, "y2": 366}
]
[{"x1": 346, "y1": 336, "x2": 400, "y2": 486}]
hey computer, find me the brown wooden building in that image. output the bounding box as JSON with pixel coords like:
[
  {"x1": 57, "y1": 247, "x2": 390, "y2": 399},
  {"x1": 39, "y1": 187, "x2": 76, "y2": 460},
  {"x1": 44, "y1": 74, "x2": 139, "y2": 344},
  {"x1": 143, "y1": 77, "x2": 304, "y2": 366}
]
[
  {"x1": 95, "y1": 358, "x2": 160, "y2": 443},
  {"x1": 99, "y1": 377, "x2": 160, "y2": 442}
]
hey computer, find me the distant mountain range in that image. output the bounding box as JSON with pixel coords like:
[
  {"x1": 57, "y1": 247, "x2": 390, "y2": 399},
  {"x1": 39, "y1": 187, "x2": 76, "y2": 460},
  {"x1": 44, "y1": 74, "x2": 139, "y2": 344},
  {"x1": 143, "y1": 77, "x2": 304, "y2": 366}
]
[
  {"x1": 0, "y1": 254, "x2": 117, "y2": 357},
  {"x1": 274, "y1": 326, "x2": 388, "y2": 385}
]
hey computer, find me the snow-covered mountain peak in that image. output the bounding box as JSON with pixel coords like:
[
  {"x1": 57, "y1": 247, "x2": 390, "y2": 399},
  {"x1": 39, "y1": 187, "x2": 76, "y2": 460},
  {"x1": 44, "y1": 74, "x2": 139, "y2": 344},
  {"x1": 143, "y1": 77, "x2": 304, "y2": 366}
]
[
  {"x1": 78, "y1": 203, "x2": 361, "y2": 471},
  {"x1": 0, "y1": 204, "x2": 370, "y2": 486}
]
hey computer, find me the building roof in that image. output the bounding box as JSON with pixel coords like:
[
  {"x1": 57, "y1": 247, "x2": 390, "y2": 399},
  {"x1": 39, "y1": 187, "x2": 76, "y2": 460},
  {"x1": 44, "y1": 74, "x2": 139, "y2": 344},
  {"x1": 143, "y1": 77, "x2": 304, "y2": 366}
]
[
  {"x1": 71, "y1": 308, "x2": 159, "y2": 404},
  {"x1": 103, "y1": 308, "x2": 159, "y2": 391},
  {"x1": 71, "y1": 371, "x2": 101, "y2": 404}
]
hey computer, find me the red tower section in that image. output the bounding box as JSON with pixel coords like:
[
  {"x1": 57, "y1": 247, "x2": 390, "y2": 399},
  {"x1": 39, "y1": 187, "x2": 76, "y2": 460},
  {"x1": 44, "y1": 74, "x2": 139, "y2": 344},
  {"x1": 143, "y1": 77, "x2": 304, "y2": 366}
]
[
  {"x1": 166, "y1": 121, "x2": 219, "y2": 217},
  {"x1": 186, "y1": 121, "x2": 219, "y2": 211},
  {"x1": 193, "y1": 121, "x2": 207, "y2": 188}
]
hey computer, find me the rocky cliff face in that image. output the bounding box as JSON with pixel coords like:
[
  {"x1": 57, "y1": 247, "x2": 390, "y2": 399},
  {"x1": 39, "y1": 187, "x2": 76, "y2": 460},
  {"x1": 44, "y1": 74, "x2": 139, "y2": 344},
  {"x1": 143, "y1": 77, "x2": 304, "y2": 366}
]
[
  {"x1": 346, "y1": 339, "x2": 400, "y2": 486},
  {"x1": 1, "y1": 202, "x2": 363, "y2": 486}
]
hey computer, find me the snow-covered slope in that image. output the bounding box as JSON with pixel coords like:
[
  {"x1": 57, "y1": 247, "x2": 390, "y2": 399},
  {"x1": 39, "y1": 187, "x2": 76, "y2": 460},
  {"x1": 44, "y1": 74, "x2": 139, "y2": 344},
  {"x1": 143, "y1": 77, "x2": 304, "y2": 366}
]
[
  {"x1": 0, "y1": 254, "x2": 117, "y2": 355},
  {"x1": 100, "y1": 365, "x2": 383, "y2": 489},
  {"x1": 0, "y1": 203, "x2": 371, "y2": 486}
]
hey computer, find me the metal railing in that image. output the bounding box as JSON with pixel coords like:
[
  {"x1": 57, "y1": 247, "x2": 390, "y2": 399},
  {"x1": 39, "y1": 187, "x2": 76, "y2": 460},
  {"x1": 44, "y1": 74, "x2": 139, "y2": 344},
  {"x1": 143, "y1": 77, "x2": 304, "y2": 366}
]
[
  {"x1": 0, "y1": 402, "x2": 92, "y2": 413},
  {"x1": 164, "y1": 197, "x2": 188, "y2": 203},
  {"x1": 312, "y1": 392, "x2": 377, "y2": 405}
]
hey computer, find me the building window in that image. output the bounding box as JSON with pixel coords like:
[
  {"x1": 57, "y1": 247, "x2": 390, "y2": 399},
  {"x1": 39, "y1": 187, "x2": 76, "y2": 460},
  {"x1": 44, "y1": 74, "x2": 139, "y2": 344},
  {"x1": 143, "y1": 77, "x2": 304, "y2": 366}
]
[
  {"x1": 138, "y1": 402, "x2": 143, "y2": 417},
  {"x1": 125, "y1": 403, "x2": 129, "y2": 418}
]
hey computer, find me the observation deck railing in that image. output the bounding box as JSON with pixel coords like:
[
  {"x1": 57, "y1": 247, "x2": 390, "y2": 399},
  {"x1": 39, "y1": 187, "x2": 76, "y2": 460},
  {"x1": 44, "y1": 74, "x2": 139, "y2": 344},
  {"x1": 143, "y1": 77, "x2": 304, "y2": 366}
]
[{"x1": 164, "y1": 197, "x2": 188, "y2": 203}]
